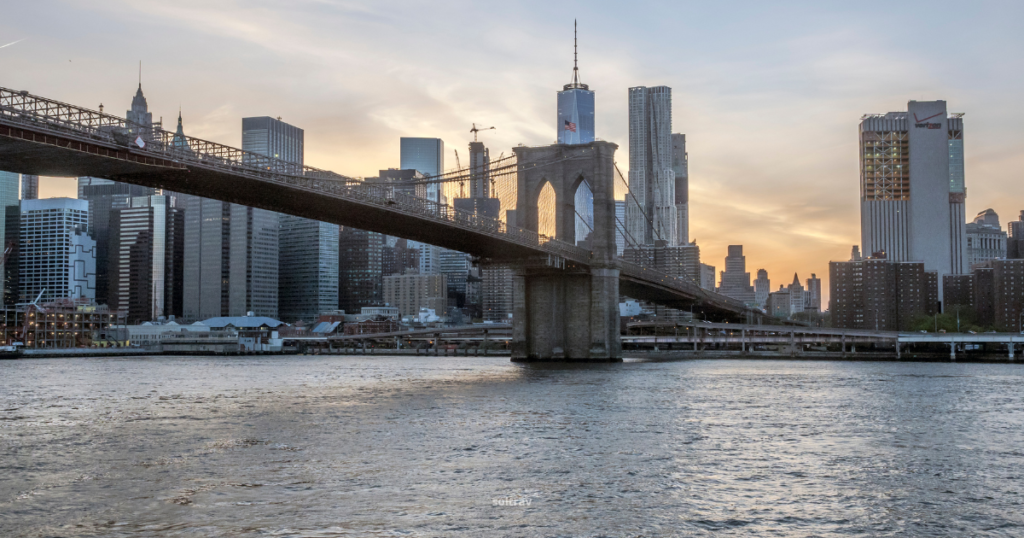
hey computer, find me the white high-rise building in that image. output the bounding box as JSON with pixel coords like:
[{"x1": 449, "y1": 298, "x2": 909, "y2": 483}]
[
  {"x1": 19, "y1": 198, "x2": 95, "y2": 303},
  {"x1": 627, "y1": 86, "x2": 678, "y2": 246},
  {"x1": 859, "y1": 100, "x2": 966, "y2": 303}
]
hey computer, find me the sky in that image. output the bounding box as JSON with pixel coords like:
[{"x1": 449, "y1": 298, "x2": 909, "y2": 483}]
[{"x1": 2, "y1": 0, "x2": 1024, "y2": 305}]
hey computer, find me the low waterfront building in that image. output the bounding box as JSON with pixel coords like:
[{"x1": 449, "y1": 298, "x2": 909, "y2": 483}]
[
  {"x1": 126, "y1": 320, "x2": 210, "y2": 347},
  {"x1": 1, "y1": 299, "x2": 126, "y2": 348}
]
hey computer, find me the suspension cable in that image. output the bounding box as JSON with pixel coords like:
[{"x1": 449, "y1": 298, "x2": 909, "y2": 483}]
[{"x1": 613, "y1": 162, "x2": 664, "y2": 243}]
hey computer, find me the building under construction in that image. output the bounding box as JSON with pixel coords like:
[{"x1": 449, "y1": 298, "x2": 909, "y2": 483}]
[{"x1": 0, "y1": 298, "x2": 127, "y2": 349}]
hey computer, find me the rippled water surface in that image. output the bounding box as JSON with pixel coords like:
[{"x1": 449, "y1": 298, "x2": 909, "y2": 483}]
[{"x1": 2, "y1": 356, "x2": 1023, "y2": 537}]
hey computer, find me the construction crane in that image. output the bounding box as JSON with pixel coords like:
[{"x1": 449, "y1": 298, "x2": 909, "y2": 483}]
[
  {"x1": 454, "y1": 149, "x2": 464, "y2": 197},
  {"x1": 470, "y1": 123, "x2": 495, "y2": 142},
  {"x1": 18, "y1": 289, "x2": 45, "y2": 346}
]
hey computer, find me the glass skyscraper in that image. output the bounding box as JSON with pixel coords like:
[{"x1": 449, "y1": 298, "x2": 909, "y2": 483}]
[
  {"x1": 557, "y1": 87, "x2": 595, "y2": 145},
  {"x1": 400, "y1": 137, "x2": 446, "y2": 275},
  {"x1": 0, "y1": 171, "x2": 19, "y2": 304},
  {"x1": 400, "y1": 137, "x2": 444, "y2": 204},
  {"x1": 238, "y1": 117, "x2": 338, "y2": 323},
  {"x1": 241, "y1": 117, "x2": 304, "y2": 163}
]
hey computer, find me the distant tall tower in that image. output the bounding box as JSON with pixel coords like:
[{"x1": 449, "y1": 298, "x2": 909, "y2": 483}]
[
  {"x1": 754, "y1": 268, "x2": 770, "y2": 308},
  {"x1": 556, "y1": 20, "x2": 595, "y2": 145},
  {"x1": 79, "y1": 82, "x2": 158, "y2": 306},
  {"x1": 126, "y1": 76, "x2": 162, "y2": 142},
  {"x1": 400, "y1": 137, "x2": 445, "y2": 202},
  {"x1": 627, "y1": 86, "x2": 675, "y2": 245},
  {"x1": 400, "y1": 137, "x2": 446, "y2": 275},
  {"x1": 671, "y1": 134, "x2": 688, "y2": 245},
  {"x1": 805, "y1": 273, "x2": 821, "y2": 313},
  {"x1": 718, "y1": 245, "x2": 755, "y2": 305}
]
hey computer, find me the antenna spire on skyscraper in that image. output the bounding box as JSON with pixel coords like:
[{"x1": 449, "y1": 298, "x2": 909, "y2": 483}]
[{"x1": 571, "y1": 19, "x2": 582, "y2": 87}]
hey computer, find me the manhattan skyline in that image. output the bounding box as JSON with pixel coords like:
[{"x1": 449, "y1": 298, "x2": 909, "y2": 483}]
[{"x1": 2, "y1": 1, "x2": 1023, "y2": 301}]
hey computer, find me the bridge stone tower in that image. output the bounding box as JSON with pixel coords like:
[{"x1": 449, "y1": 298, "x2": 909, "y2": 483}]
[{"x1": 511, "y1": 141, "x2": 621, "y2": 361}]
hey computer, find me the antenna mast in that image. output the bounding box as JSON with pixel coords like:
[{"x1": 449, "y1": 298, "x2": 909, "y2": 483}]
[
  {"x1": 572, "y1": 19, "x2": 579, "y2": 85},
  {"x1": 565, "y1": 20, "x2": 587, "y2": 89}
]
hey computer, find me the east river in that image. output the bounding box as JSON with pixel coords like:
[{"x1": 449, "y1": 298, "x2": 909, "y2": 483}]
[{"x1": 1, "y1": 356, "x2": 1023, "y2": 537}]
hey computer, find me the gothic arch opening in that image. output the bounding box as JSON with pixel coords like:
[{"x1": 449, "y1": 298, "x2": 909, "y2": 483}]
[
  {"x1": 573, "y1": 179, "x2": 594, "y2": 246},
  {"x1": 536, "y1": 181, "x2": 557, "y2": 239}
]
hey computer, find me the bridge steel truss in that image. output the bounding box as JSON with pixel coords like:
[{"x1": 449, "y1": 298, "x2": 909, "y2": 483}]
[{"x1": 0, "y1": 85, "x2": 764, "y2": 329}]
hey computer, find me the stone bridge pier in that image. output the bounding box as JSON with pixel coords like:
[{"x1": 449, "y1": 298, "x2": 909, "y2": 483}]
[{"x1": 510, "y1": 142, "x2": 621, "y2": 361}]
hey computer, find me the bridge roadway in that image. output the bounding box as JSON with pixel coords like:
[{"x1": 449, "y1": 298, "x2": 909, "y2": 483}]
[
  {"x1": 284, "y1": 324, "x2": 512, "y2": 343},
  {"x1": 624, "y1": 322, "x2": 1024, "y2": 359},
  {"x1": 0, "y1": 86, "x2": 757, "y2": 322}
]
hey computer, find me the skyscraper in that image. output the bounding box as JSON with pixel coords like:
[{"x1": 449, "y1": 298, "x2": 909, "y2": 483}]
[
  {"x1": 0, "y1": 171, "x2": 19, "y2": 305},
  {"x1": 107, "y1": 195, "x2": 184, "y2": 323},
  {"x1": 80, "y1": 83, "x2": 162, "y2": 306},
  {"x1": 181, "y1": 116, "x2": 291, "y2": 321},
  {"x1": 805, "y1": 273, "x2": 822, "y2": 313},
  {"x1": 718, "y1": 245, "x2": 755, "y2": 305},
  {"x1": 754, "y1": 269, "x2": 770, "y2": 309},
  {"x1": 671, "y1": 134, "x2": 689, "y2": 245},
  {"x1": 19, "y1": 198, "x2": 95, "y2": 303},
  {"x1": 859, "y1": 101, "x2": 967, "y2": 303},
  {"x1": 242, "y1": 116, "x2": 304, "y2": 163},
  {"x1": 20, "y1": 174, "x2": 38, "y2": 200},
  {"x1": 556, "y1": 21, "x2": 595, "y2": 145},
  {"x1": 279, "y1": 216, "x2": 339, "y2": 323},
  {"x1": 80, "y1": 180, "x2": 155, "y2": 305},
  {"x1": 126, "y1": 83, "x2": 162, "y2": 142},
  {"x1": 400, "y1": 137, "x2": 445, "y2": 201},
  {"x1": 338, "y1": 227, "x2": 384, "y2": 313},
  {"x1": 238, "y1": 117, "x2": 340, "y2": 323},
  {"x1": 400, "y1": 137, "x2": 446, "y2": 275},
  {"x1": 627, "y1": 86, "x2": 676, "y2": 245}
]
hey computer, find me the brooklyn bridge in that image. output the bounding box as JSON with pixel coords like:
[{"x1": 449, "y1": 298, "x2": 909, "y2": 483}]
[{"x1": 0, "y1": 86, "x2": 768, "y2": 360}]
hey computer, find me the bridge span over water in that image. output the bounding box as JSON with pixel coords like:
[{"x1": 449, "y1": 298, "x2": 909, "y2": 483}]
[{"x1": 0, "y1": 86, "x2": 767, "y2": 360}]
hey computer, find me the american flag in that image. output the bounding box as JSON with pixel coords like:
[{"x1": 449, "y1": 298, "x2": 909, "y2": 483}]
[{"x1": 564, "y1": 119, "x2": 577, "y2": 133}]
